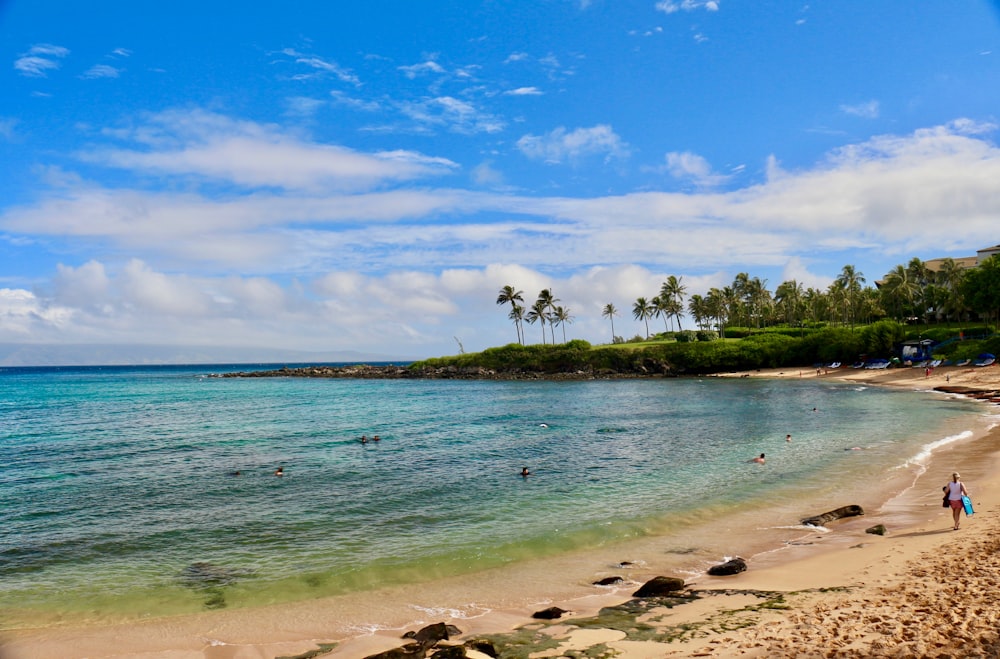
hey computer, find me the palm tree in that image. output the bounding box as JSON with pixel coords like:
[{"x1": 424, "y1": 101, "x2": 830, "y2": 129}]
[
  {"x1": 525, "y1": 299, "x2": 548, "y2": 344},
  {"x1": 496, "y1": 285, "x2": 525, "y2": 344},
  {"x1": 552, "y1": 306, "x2": 573, "y2": 343},
  {"x1": 632, "y1": 297, "x2": 654, "y2": 339},
  {"x1": 936, "y1": 258, "x2": 968, "y2": 323},
  {"x1": 536, "y1": 288, "x2": 559, "y2": 344},
  {"x1": 602, "y1": 303, "x2": 619, "y2": 342},
  {"x1": 652, "y1": 295, "x2": 672, "y2": 333},
  {"x1": 774, "y1": 279, "x2": 804, "y2": 327},
  {"x1": 508, "y1": 303, "x2": 525, "y2": 343},
  {"x1": 835, "y1": 265, "x2": 865, "y2": 330},
  {"x1": 880, "y1": 264, "x2": 919, "y2": 322},
  {"x1": 660, "y1": 276, "x2": 687, "y2": 330},
  {"x1": 687, "y1": 294, "x2": 707, "y2": 330}
]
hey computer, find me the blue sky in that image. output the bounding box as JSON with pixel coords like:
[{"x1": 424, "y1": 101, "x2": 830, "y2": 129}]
[{"x1": 2, "y1": 0, "x2": 1000, "y2": 359}]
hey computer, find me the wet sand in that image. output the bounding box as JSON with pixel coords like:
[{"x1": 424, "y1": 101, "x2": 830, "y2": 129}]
[{"x1": 3, "y1": 363, "x2": 1000, "y2": 658}]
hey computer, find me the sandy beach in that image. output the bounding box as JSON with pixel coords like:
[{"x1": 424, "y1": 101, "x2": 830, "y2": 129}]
[{"x1": 4, "y1": 363, "x2": 1000, "y2": 659}]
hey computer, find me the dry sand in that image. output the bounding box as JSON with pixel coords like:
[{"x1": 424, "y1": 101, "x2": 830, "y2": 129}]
[{"x1": 4, "y1": 363, "x2": 1000, "y2": 659}]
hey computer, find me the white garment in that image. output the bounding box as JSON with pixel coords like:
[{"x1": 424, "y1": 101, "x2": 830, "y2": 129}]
[{"x1": 947, "y1": 481, "x2": 964, "y2": 500}]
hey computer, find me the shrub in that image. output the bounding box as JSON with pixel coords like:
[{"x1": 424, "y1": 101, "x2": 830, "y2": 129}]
[
  {"x1": 696, "y1": 330, "x2": 718, "y2": 342},
  {"x1": 675, "y1": 330, "x2": 697, "y2": 343}
]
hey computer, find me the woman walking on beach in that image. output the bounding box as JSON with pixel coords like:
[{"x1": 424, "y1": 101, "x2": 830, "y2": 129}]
[{"x1": 944, "y1": 472, "x2": 969, "y2": 530}]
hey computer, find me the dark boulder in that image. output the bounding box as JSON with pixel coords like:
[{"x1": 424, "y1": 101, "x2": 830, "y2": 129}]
[
  {"x1": 430, "y1": 646, "x2": 467, "y2": 659},
  {"x1": 707, "y1": 557, "x2": 747, "y2": 576},
  {"x1": 866, "y1": 524, "x2": 887, "y2": 536},
  {"x1": 464, "y1": 640, "x2": 499, "y2": 658},
  {"x1": 531, "y1": 606, "x2": 569, "y2": 619},
  {"x1": 632, "y1": 576, "x2": 685, "y2": 596},
  {"x1": 592, "y1": 576, "x2": 624, "y2": 586},
  {"x1": 801, "y1": 504, "x2": 864, "y2": 527},
  {"x1": 364, "y1": 643, "x2": 426, "y2": 659},
  {"x1": 406, "y1": 622, "x2": 450, "y2": 647}
]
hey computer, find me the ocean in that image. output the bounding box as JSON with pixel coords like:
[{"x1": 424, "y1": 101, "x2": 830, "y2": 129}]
[{"x1": 1, "y1": 364, "x2": 994, "y2": 631}]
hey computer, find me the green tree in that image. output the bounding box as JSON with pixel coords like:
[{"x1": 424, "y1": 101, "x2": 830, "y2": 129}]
[
  {"x1": 652, "y1": 295, "x2": 672, "y2": 332},
  {"x1": 660, "y1": 275, "x2": 687, "y2": 330},
  {"x1": 880, "y1": 264, "x2": 919, "y2": 321},
  {"x1": 835, "y1": 264, "x2": 865, "y2": 330},
  {"x1": 552, "y1": 305, "x2": 573, "y2": 343},
  {"x1": 536, "y1": 288, "x2": 559, "y2": 345},
  {"x1": 525, "y1": 299, "x2": 548, "y2": 344},
  {"x1": 602, "y1": 303, "x2": 619, "y2": 342},
  {"x1": 496, "y1": 285, "x2": 525, "y2": 344},
  {"x1": 632, "y1": 296, "x2": 654, "y2": 338},
  {"x1": 960, "y1": 254, "x2": 1000, "y2": 330}
]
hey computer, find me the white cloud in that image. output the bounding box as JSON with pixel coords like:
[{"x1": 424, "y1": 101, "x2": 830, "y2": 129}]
[
  {"x1": 80, "y1": 109, "x2": 458, "y2": 192},
  {"x1": 662, "y1": 151, "x2": 729, "y2": 187},
  {"x1": 655, "y1": 0, "x2": 720, "y2": 14},
  {"x1": 112, "y1": 48, "x2": 132, "y2": 58},
  {"x1": 81, "y1": 64, "x2": 122, "y2": 79},
  {"x1": 840, "y1": 100, "x2": 880, "y2": 119},
  {"x1": 517, "y1": 124, "x2": 629, "y2": 164},
  {"x1": 14, "y1": 43, "x2": 70, "y2": 77},
  {"x1": 471, "y1": 161, "x2": 504, "y2": 187},
  {"x1": 504, "y1": 86, "x2": 543, "y2": 96},
  {"x1": 398, "y1": 60, "x2": 446, "y2": 78},
  {"x1": 329, "y1": 91, "x2": 382, "y2": 112},
  {"x1": 504, "y1": 52, "x2": 530, "y2": 64},
  {"x1": 281, "y1": 48, "x2": 359, "y2": 85},
  {"x1": 285, "y1": 96, "x2": 326, "y2": 117},
  {"x1": 6, "y1": 117, "x2": 1000, "y2": 355},
  {"x1": 0, "y1": 118, "x2": 17, "y2": 140},
  {"x1": 397, "y1": 96, "x2": 505, "y2": 134}
]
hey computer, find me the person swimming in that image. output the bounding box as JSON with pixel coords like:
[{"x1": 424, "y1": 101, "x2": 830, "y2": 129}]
[
  {"x1": 274, "y1": 466, "x2": 284, "y2": 476},
  {"x1": 749, "y1": 453, "x2": 765, "y2": 464},
  {"x1": 521, "y1": 466, "x2": 531, "y2": 477}
]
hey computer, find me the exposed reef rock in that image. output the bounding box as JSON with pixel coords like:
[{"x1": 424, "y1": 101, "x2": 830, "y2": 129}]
[
  {"x1": 632, "y1": 575, "x2": 686, "y2": 596},
  {"x1": 801, "y1": 504, "x2": 864, "y2": 527},
  {"x1": 215, "y1": 363, "x2": 676, "y2": 381},
  {"x1": 707, "y1": 557, "x2": 748, "y2": 576}
]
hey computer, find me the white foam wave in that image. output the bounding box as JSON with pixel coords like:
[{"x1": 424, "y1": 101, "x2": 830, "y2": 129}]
[
  {"x1": 409, "y1": 604, "x2": 489, "y2": 620},
  {"x1": 901, "y1": 429, "x2": 974, "y2": 472},
  {"x1": 768, "y1": 524, "x2": 831, "y2": 533}
]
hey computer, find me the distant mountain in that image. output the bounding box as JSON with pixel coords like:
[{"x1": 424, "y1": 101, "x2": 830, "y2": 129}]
[{"x1": 0, "y1": 344, "x2": 415, "y2": 367}]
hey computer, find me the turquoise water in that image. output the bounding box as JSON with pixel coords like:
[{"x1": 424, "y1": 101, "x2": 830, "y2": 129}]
[{"x1": 0, "y1": 365, "x2": 988, "y2": 624}]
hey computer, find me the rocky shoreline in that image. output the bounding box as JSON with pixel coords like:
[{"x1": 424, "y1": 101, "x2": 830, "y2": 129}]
[{"x1": 214, "y1": 363, "x2": 676, "y2": 380}]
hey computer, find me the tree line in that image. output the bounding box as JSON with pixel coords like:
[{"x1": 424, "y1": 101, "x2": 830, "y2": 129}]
[{"x1": 497, "y1": 255, "x2": 1000, "y2": 346}]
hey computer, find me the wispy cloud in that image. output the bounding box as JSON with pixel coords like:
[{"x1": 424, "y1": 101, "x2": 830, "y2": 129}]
[
  {"x1": 78, "y1": 109, "x2": 459, "y2": 192},
  {"x1": 504, "y1": 86, "x2": 543, "y2": 96},
  {"x1": 504, "y1": 52, "x2": 530, "y2": 64},
  {"x1": 330, "y1": 91, "x2": 382, "y2": 112},
  {"x1": 398, "y1": 96, "x2": 505, "y2": 134},
  {"x1": 284, "y1": 96, "x2": 326, "y2": 118},
  {"x1": 280, "y1": 48, "x2": 360, "y2": 85},
  {"x1": 14, "y1": 43, "x2": 70, "y2": 77},
  {"x1": 81, "y1": 64, "x2": 122, "y2": 79},
  {"x1": 517, "y1": 124, "x2": 629, "y2": 164},
  {"x1": 655, "y1": 0, "x2": 720, "y2": 14},
  {"x1": 0, "y1": 118, "x2": 18, "y2": 140},
  {"x1": 398, "y1": 60, "x2": 446, "y2": 79},
  {"x1": 840, "y1": 100, "x2": 880, "y2": 119}
]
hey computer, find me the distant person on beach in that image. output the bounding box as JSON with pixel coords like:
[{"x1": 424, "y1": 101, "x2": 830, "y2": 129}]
[
  {"x1": 944, "y1": 472, "x2": 969, "y2": 530},
  {"x1": 274, "y1": 467, "x2": 284, "y2": 477},
  {"x1": 521, "y1": 466, "x2": 531, "y2": 477},
  {"x1": 749, "y1": 453, "x2": 765, "y2": 464}
]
